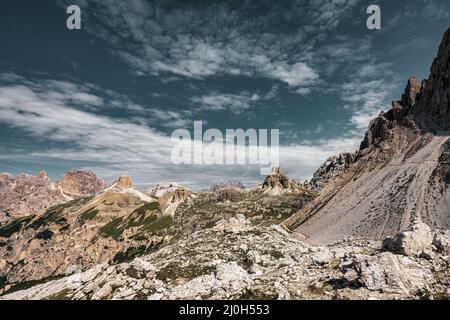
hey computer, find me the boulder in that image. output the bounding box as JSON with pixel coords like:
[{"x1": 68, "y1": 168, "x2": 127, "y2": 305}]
[
  {"x1": 432, "y1": 230, "x2": 450, "y2": 254},
  {"x1": 382, "y1": 222, "x2": 433, "y2": 256},
  {"x1": 340, "y1": 252, "x2": 434, "y2": 294}
]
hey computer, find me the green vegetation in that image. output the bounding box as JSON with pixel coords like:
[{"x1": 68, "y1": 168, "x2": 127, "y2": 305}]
[
  {"x1": 27, "y1": 204, "x2": 68, "y2": 230},
  {"x1": 0, "y1": 216, "x2": 33, "y2": 238},
  {"x1": 133, "y1": 202, "x2": 161, "y2": 215},
  {"x1": 112, "y1": 240, "x2": 164, "y2": 264},
  {"x1": 112, "y1": 246, "x2": 148, "y2": 264},
  {"x1": 99, "y1": 217, "x2": 124, "y2": 240},
  {"x1": 99, "y1": 202, "x2": 170, "y2": 240},
  {"x1": 130, "y1": 233, "x2": 147, "y2": 241},
  {"x1": 156, "y1": 261, "x2": 215, "y2": 282},
  {"x1": 36, "y1": 229, "x2": 54, "y2": 241},
  {"x1": 45, "y1": 288, "x2": 73, "y2": 300},
  {"x1": 1, "y1": 274, "x2": 64, "y2": 296},
  {"x1": 143, "y1": 215, "x2": 173, "y2": 233},
  {"x1": 79, "y1": 208, "x2": 99, "y2": 225},
  {"x1": 0, "y1": 276, "x2": 6, "y2": 289}
]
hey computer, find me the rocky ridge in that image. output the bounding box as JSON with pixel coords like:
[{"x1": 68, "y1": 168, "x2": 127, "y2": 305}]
[
  {"x1": 0, "y1": 170, "x2": 311, "y2": 294},
  {"x1": 0, "y1": 170, "x2": 106, "y2": 222},
  {"x1": 209, "y1": 182, "x2": 246, "y2": 193},
  {"x1": 283, "y1": 27, "x2": 450, "y2": 244},
  {"x1": 0, "y1": 176, "x2": 192, "y2": 291},
  {"x1": 304, "y1": 153, "x2": 357, "y2": 192},
  {"x1": 1, "y1": 218, "x2": 449, "y2": 300},
  {"x1": 260, "y1": 167, "x2": 307, "y2": 196},
  {"x1": 1, "y1": 27, "x2": 450, "y2": 301}
]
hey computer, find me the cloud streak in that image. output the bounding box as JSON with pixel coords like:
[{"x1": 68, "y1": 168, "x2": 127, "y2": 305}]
[
  {"x1": 0, "y1": 74, "x2": 360, "y2": 189},
  {"x1": 63, "y1": 0, "x2": 362, "y2": 93}
]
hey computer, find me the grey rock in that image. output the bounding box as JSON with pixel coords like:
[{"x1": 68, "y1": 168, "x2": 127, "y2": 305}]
[
  {"x1": 383, "y1": 222, "x2": 433, "y2": 256},
  {"x1": 432, "y1": 231, "x2": 450, "y2": 254},
  {"x1": 341, "y1": 252, "x2": 434, "y2": 294}
]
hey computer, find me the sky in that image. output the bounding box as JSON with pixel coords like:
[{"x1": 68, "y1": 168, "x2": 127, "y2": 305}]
[{"x1": 0, "y1": 0, "x2": 449, "y2": 190}]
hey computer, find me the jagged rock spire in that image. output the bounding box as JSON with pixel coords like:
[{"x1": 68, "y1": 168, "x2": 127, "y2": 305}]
[
  {"x1": 361, "y1": 27, "x2": 450, "y2": 150},
  {"x1": 413, "y1": 27, "x2": 450, "y2": 130},
  {"x1": 115, "y1": 176, "x2": 132, "y2": 188}
]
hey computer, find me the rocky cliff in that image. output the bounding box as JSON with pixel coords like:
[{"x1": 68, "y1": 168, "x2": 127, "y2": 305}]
[
  {"x1": 0, "y1": 170, "x2": 106, "y2": 222},
  {"x1": 260, "y1": 167, "x2": 308, "y2": 196},
  {"x1": 1, "y1": 27, "x2": 450, "y2": 302},
  {"x1": 0, "y1": 176, "x2": 171, "y2": 290},
  {"x1": 283, "y1": 27, "x2": 450, "y2": 244},
  {"x1": 2, "y1": 218, "x2": 449, "y2": 300}
]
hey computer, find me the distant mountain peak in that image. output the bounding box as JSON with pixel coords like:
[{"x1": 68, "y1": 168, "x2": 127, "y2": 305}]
[
  {"x1": 412, "y1": 27, "x2": 450, "y2": 130},
  {"x1": 115, "y1": 176, "x2": 133, "y2": 189},
  {"x1": 0, "y1": 170, "x2": 106, "y2": 222},
  {"x1": 209, "y1": 181, "x2": 246, "y2": 192},
  {"x1": 284, "y1": 27, "x2": 450, "y2": 244},
  {"x1": 260, "y1": 167, "x2": 304, "y2": 195},
  {"x1": 104, "y1": 176, "x2": 155, "y2": 203},
  {"x1": 360, "y1": 27, "x2": 450, "y2": 151}
]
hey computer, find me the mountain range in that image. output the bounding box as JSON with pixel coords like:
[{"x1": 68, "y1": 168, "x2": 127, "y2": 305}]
[{"x1": 0, "y1": 27, "x2": 450, "y2": 300}]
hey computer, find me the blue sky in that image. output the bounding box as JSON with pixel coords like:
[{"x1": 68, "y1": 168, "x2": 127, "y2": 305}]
[{"x1": 0, "y1": 0, "x2": 449, "y2": 190}]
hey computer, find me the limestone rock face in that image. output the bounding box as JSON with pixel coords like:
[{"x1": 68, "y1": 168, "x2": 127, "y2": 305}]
[
  {"x1": 149, "y1": 183, "x2": 193, "y2": 216},
  {"x1": 0, "y1": 186, "x2": 164, "y2": 287},
  {"x1": 58, "y1": 170, "x2": 107, "y2": 196},
  {"x1": 413, "y1": 28, "x2": 450, "y2": 130},
  {"x1": 305, "y1": 153, "x2": 357, "y2": 192},
  {"x1": 0, "y1": 170, "x2": 106, "y2": 221},
  {"x1": 284, "y1": 27, "x2": 450, "y2": 244},
  {"x1": 433, "y1": 230, "x2": 450, "y2": 254},
  {"x1": 115, "y1": 176, "x2": 132, "y2": 189},
  {"x1": 260, "y1": 167, "x2": 305, "y2": 195},
  {"x1": 209, "y1": 182, "x2": 245, "y2": 192},
  {"x1": 401, "y1": 76, "x2": 422, "y2": 108},
  {"x1": 2, "y1": 215, "x2": 450, "y2": 300},
  {"x1": 341, "y1": 252, "x2": 434, "y2": 294},
  {"x1": 383, "y1": 222, "x2": 433, "y2": 256}
]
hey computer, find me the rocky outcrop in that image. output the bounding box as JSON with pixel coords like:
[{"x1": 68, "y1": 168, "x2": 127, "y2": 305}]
[
  {"x1": 103, "y1": 176, "x2": 155, "y2": 203},
  {"x1": 305, "y1": 153, "x2": 357, "y2": 192},
  {"x1": 115, "y1": 176, "x2": 132, "y2": 189},
  {"x1": 173, "y1": 181, "x2": 313, "y2": 238},
  {"x1": 2, "y1": 217, "x2": 449, "y2": 300},
  {"x1": 148, "y1": 184, "x2": 192, "y2": 211},
  {"x1": 0, "y1": 170, "x2": 106, "y2": 221},
  {"x1": 149, "y1": 184, "x2": 193, "y2": 216},
  {"x1": 209, "y1": 182, "x2": 246, "y2": 192},
  {"x1": 413, "y1": 28, "x2": 450, "y2": 130},
  {"x1": 148, "y1": 183, "x2": 188, "y2": 198},
  {"x1": 433, "y1": 230, "x2": 450, "y2": 254},
  {"x1": 283, "y1": 27, "x2": 450, "y2": 244},
  {"x1": 260, "y1": 167, "x2": 305, "y2": 195},
  {"x1": 382, "y1": 222, "x2": 433, "y2": 256},
  {"x1": 58, "y1": 170, "x2": 107, "y2": 196},
  {"x1": 340, "y1": 252, "x2": 434, "y2": 295}
]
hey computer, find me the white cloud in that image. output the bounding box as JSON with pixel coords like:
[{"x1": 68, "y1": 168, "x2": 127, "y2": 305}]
[
  {"x1": 0, "y1": 75, "x2": 360, "y2": 190},
  {"x1": 62, "y1": 0, "x2": 363, "y2": 93},
  {"x1": 191, "y1": 92, "x2": 261, "y2": 114},
  {"x1": 342, "y1": 79, "x2": 398, "y2": 131},
  {"x1": 422, "y1": 0, "x2": 450, "y2": 20}
]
